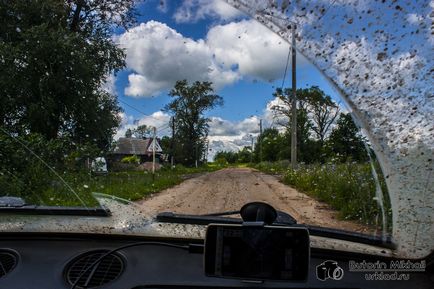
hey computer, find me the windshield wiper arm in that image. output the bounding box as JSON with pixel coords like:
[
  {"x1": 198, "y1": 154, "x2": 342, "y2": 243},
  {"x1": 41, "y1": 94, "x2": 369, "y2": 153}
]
[
  {"x1": 0, "y1": 196, "x2": 110, "y2": 216},
  {"x1": 156, "y1": 209, "x2": 297, "y2": 226},
  {"x1": 199, "y1": 210, "x2": 240, "y2": 217},
  {"x1": 156, "y1": 211, "x2": 394, "y2": 248},
  {"x1": 156, "y1": 212, "x2": 242, "y2": 225}
]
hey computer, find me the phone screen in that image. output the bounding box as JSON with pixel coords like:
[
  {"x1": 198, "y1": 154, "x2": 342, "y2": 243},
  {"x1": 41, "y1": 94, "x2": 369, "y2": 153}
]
[{"x1": 205, "y1": 224, "x2": 309, "y2": 281}]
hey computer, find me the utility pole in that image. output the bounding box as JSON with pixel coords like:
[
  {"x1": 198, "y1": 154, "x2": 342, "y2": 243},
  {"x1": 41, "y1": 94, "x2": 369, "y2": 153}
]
[
  {"x1": 259, "y1": 119, "x2": 263, "y2": 162},
  {"x1": 205, "y1": 140, "x2": 209, "y2": 163},
  {"x1": 250, "y1": 134, "x2": 254, "y2": 163},
  {"x1": 290, "y1": 24, "x2": 297, "y2": 169},
  {"x1": 171, "y1": 116, "x2": 175, "y2": 167},
  {"x1": 152, "y1": 126, "x2": 156, "y2": 180},
  {"x1": 195, "y1": 143, "x2": 198, "y2": 168}
]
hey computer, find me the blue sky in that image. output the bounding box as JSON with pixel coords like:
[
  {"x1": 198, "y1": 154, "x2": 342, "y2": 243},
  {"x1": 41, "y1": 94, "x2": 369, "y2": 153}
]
[{"x1": 110, "y1": 0, "x2": 342, "y2": 156}]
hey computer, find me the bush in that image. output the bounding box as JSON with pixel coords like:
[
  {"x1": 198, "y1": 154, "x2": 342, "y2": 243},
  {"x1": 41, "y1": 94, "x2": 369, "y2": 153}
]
[
  {"x1": 121, "y1": 155, "x2": 140, "y2": 164},
  {"x1": 253, "y1": 161, "x2": 289, "y2": 174},
  {"x1": 0, "y1": 133, "x2": 100, "y2": 206},
  {"x1": 109, "y1": 162, "x2": 140, "y2": 172}
]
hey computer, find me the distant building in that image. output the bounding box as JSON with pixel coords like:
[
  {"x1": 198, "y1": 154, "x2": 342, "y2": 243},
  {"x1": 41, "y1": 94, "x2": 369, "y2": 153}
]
[{"x1": 108, "y1": 137, "x2": 163, "y2": 164}]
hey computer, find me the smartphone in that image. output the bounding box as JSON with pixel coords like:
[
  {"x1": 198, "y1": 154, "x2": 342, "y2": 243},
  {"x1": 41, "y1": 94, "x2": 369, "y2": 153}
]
[{"x1": 204, "y1": 224, "x2": 310, "y2": 281}]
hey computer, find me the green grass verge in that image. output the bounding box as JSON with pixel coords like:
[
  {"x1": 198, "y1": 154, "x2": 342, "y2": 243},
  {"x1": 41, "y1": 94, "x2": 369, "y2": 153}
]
[
  {"x1": 23, "y1": 164, "x2": 222, "y2": 207},
  {"x1": 251, "y1": 161, "x2": 392, "y2": 230}
]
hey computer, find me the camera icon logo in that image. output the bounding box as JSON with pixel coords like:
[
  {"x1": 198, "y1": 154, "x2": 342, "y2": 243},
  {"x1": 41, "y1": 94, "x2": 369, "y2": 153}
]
[{"x1": 316, "y1": 260, "x2": 344, "y2": 281}]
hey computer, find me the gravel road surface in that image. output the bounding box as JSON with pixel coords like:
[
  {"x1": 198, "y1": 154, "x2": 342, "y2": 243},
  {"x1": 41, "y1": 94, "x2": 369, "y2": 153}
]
[{"x1": 137, "y1": 167, "x2": 373, "y2": 234}]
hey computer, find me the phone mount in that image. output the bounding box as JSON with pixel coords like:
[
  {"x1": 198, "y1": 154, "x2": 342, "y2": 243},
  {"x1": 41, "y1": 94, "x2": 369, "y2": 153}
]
[{"x1": 240, "y1": 202, "x2": 277, "y2": 226}]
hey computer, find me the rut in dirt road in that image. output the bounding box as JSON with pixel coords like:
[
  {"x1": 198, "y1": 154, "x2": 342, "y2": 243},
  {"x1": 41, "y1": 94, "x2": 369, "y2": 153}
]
[{"x1": 137, "y1": 167, "x2": 373, "y2": 234}]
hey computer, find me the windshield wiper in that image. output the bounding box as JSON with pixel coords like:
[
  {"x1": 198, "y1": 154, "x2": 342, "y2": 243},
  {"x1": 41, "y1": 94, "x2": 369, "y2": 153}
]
[
  {"x1": 156, "y1": 211, "x2": 394, "y2": 248},
  {"x1": 0, "y1": 196, "x2": 110, "y2": 216},
  {"x1": 156, "y1": 209, "x2": 297, "y2": 226}
]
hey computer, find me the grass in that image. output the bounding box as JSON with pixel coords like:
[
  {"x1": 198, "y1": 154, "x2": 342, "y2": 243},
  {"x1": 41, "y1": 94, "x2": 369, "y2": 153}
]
[
  {"x1": 251, "y1": 161, "x2": 392, "y2": 230},
  {"x1": 22, "y1": 164, "x2": 222, "y2": 207}
]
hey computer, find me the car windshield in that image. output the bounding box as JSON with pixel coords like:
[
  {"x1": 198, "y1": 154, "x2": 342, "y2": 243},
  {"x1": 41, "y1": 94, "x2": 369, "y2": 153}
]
[{"x1": 0, "y1": 1, "x2": 432, "y2": 258}]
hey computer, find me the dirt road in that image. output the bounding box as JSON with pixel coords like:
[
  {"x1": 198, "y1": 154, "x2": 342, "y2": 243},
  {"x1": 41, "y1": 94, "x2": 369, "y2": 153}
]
[{"x1": 137, "y1": 167, "x2": 372, "y2": 234}]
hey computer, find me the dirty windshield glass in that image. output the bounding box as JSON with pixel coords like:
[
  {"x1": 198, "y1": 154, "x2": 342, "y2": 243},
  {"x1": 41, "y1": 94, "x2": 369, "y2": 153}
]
[{"x1": 1, "y1": 0, "x2": 432, "y2": 251}]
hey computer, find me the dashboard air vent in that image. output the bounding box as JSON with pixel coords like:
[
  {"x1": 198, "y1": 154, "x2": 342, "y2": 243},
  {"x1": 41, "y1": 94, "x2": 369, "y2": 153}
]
[
  {"x1": 0, "y1": 250, "x2": 18, "y2": 278},
  {"x1": 65, "y1": 250, "x2": 124, "y2": 288}
]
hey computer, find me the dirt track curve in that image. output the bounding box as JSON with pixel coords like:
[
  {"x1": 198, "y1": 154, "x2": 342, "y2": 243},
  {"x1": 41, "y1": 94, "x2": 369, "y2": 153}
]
[{"x1": 137, "y1": 167, "x2": 373, "y2": 234}]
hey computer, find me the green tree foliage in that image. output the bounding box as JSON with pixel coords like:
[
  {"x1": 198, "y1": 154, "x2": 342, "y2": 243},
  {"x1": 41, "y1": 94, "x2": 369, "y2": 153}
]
[
  {"x1": 254, "y1": 128, "x2": 284, "y2": 162},
  {"x1": 271, "y1": 86, "x2": 340, "y2": 162},
  {"x1": 131, "y1": 124, "x2": 152, "y2": 139},
  {"x1": 296, "y1": 86, "x2": 340, "y2": 145},
  {"x1": 214, "y1": 151, "x2": 238, "y2": 164},
  {"x1": 0, "y1": 0, "x2": 134, "y2": 149},
  {"x1": 326, "y1": 113, "x2": 368, "y2": 162},
  {"x1": 0, "y1": 0, "x2": 136, "y2": 200},
  {"x1": 214, "y1": 112, "x2": 367, "y2": 165},
  {"x1": 125, "y1": 128, "x2": 133, "y2": 138},
  {"x1": 237, "y1": 147, "x2": 253, "y2": 163},
  {"x1": 165, "y1": 80, "x2": 223, "y2": 166},
  {"x1": 159, "y1": 136, "x2": 172, "y2": 154},
  {"x1": 0, "y1": 133, "x2": 99, "y2": 202},
  {"x1": 121, "y1": 155, "x2": 140, "y2": 164}
]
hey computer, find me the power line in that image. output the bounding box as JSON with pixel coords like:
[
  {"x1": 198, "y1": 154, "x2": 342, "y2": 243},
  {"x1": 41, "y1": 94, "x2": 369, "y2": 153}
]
[
  {"x1": 118, "y1": 99, "x2": 171, "y2": 131},
  {"x1": 118, "y1": 99, "x2": 152, "y2": 118},
  {"x1": 281, "y1": 44, "x2": 291, "y2": 89}
]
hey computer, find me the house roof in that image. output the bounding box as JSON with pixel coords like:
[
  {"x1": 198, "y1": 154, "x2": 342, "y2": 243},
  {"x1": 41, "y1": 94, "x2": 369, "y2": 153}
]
[{"x1": 111, "y1": 137, "x2": 162, "y2": 155}]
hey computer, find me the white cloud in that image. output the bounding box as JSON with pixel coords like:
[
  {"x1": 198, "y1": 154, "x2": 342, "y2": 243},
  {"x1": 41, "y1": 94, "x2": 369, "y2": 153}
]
[
  {"x1": 207, "y1": 115, "x2": 262, "y2": 160},
  {"x1": 118, "y1": 21, "x2": 239, "y2": 97},
  {"x1": 406, "y1": 13, "x2": 424, "y2": 25},
  {"x1": 118, "y1": 19, "x2": 305, "y2": 98},
  {"x1": 173, "y1": 0, "x2": 243, "y2": 23},
  {"x1": 207, "y1": 19, "x2": 304, "y2": 82},
  {"x1": 209, "y1": 115, "x2": 261, "y2": 137}
]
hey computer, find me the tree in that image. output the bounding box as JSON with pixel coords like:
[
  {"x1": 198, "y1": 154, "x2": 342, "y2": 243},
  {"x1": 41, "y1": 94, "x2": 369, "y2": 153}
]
[
  {"x1": 271, "y1": 86, "x2": 339, "y2": 162},
  {"x1": 165, "y1": 80, "x2": 223, "y2": 166},
  {"x1": 326, "y1": 113, "x2": 368, "y2": 162},
  {"x1": 272, "y1": 87, "x2": 309, "y2": 131},
  {"x1": 125, "y1": 129, "x2": 133, "y2": 138},
  {"x1": 0, "y1": 0, "x2": 135, "y2": 149},
  {"x1": 133, "y1": 124, "x2": 151, "y2": 139},
  {"x1": 159, "y1": 135, "x2": 172, "y2": 156},
  {"x1": 299, "y1": 86, "x2": 340, "y2": 145},
  {"x1": 254, "y1": 128, "x2": 284, "y2": 162},
  {"x1": 214, "y1": 151, "x2": 238, "y2": 164},
  {"x1": 272, "y1": 86, "x2": 339, "y2": 143},
  {"x1": 237, "y1": 147, "x2": 253, "y2": 163}
]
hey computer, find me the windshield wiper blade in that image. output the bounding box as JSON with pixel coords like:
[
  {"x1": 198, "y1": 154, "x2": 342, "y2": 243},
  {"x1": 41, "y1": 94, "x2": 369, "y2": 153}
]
[
  {"x1": 156, "y1": 210, "x2": 297, "y2": 226},
  {"x1": 156, "y1": 212, "x2": 242, "y2": 225},
  {"x1": 199, "y1": 210, "x2": 240, "y2": 217},
  {"x1": 0, "y1": 196, "x2": 110, "y2": 216},
  {"x1": 156, "y1": 211, "x2": 395, "y2": 248}
]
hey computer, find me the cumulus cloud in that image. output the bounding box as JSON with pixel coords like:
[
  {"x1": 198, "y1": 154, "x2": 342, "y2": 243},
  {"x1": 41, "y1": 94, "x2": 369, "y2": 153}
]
[
  {"x1": 207, "y1": 115, "x2": 265, "y2": 160},
  {"x1": 209, "y1": 115, "x2": 261, "y2": 137},
  {"x1": 207, "y1": 19, "x2": 305, "y2": 82},
  {"x1": 173, "y1": 0, "x2": 243, "y2": 23},
  {"x1": 118, "y1": 19, "x2": 305, "y2": 98},
  {"x1": 118, "y1": 21, "x2": 239, "y2": 97}
]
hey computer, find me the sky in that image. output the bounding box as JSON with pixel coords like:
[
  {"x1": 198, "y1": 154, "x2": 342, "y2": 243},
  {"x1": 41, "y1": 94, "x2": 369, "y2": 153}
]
[{"x1": 108, "y1": 0, "x2": 343, "y2": 160}]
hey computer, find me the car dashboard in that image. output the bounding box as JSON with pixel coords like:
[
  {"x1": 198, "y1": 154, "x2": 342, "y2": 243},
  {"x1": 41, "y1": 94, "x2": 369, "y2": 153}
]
[{"x1": 0, "y1": 233, "x2": 433, "y2": 289}]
